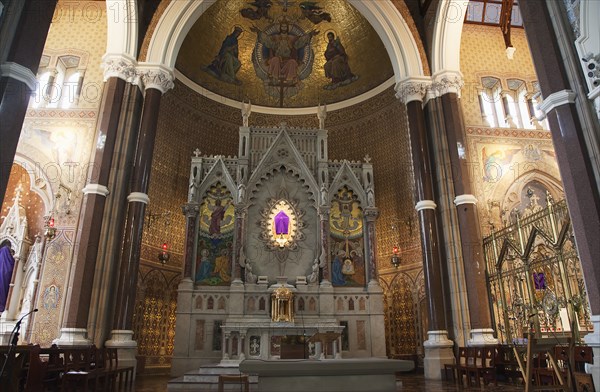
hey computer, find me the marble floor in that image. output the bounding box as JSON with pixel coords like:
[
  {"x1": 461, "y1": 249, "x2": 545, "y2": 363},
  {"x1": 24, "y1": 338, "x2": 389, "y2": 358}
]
[{"x1": 134, "y1": 373, "x2": 526, "y2": 391}]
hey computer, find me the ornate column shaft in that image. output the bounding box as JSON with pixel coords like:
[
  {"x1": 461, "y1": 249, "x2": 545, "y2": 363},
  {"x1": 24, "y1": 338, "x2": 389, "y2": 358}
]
[
  {"x1": 233, "y1": 205, "x2": 247, "y2": 283},
  {"x1": 56, "y1": 74, "x2": 128, "y2": 346},
  {"x1": 397, "y1": 79, "x2": 453, "y2": 380},
  {"x1": 182, "y1": 203, "x2": 200, "y2": 280},
  {"x1": 110, "y1": 66, "x2": 174, "y2": 334},
  {"x1": 364, "y1": 208, "x2": 379, "y2": 283},
  {"x1": 318, "y1": 206, "x2": 331, "y2": 283},
  {"x1": 0, "y1": 0, "x2": 58, "y2": 207},
  {"x1": 520, "y1": 2, "x2": 600, "y2": 386},
  {"x1": 432, "y1": 77, "x2": 497, "y2": 346}
]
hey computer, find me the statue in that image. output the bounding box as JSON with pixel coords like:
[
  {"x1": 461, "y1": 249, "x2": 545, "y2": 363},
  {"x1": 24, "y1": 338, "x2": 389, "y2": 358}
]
[
  {"x1": 242, "y1": 100, "x2": 252, "y2": 127},
  {"x1": 366, "y1": 185, "x2": 375, "y2": 207},
  {"x1": 320, "y1": 182, "x2": 328, "y2": 206},
  {"x1": 317, "y1": 103, "x2": 327, "y2": 129}
]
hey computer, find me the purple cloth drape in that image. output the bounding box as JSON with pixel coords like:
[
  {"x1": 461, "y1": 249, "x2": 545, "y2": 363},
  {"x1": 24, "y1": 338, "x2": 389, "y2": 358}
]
[
  {"x1": 0, "y1": 246, "x2": 15, "y2": 312},
  {"x1": 274, "y1": 211, "x2": 289, "y2": 234}
]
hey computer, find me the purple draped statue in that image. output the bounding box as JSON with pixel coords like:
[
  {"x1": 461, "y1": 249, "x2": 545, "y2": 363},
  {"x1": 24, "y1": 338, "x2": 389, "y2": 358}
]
[
  {"x1": 0, "y1": 243, "x2": 15, "y2": 312},
  {"x1": 274, "y1": 211, "x2": 289, "y2": 235}
]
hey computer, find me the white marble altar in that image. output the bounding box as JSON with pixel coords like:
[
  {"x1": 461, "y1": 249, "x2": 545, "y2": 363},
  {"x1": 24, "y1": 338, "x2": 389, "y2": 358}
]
[{"x1": 172, "y1": 124, "x2": 386, "y2": 381}]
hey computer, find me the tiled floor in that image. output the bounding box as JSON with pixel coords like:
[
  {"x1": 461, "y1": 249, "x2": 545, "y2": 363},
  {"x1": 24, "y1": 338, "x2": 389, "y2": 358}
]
[{"x1": 135, "y1": 373, "x2": 526, "y2": 391}]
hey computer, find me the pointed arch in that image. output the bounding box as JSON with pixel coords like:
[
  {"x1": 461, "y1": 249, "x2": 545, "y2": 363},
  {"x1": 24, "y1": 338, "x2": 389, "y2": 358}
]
[
  {"x1": 329, "y1": 162, "x2": 368, "y2": 207},
  {"x1": 194, "y1": 158, "x2": 238, "y2": 203},
  {"x1": 246, "y1": 130, "x2": 319, "y2": 204},
  {"x1": 142, "y1": 0, "x2": 425, "y2": 83}
]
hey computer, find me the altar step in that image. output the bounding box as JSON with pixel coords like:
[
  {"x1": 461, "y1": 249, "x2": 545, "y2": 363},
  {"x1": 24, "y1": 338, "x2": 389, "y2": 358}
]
[{"x1": 167, "y1": 364, "x2": 258, "y2": 391}]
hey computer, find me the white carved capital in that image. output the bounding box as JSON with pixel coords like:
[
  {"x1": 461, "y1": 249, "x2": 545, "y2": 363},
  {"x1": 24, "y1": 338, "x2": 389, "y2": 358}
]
[
  {"x1": 415, "y1": 200, "x2": 437, "y2": 212},
  {"x1": 101, "y1": 53, "x2": 138, "y2": 83},
  {"x1": 454, "y1": 194, "x2": 478, "y2": 206},
  {"x1": 82, "y1": 183, "x2": 110, "y2": 197},
  {"x1": 137, "y1": 64, "x2": 175, "y2": 94},
  {"x1": 127, "y1": 192, "x2": 149, "y2": 204},
  {"x1": 0, "y1": 62, "x2": 37, "y2": 90},
  {"x1": 537, "y1": 89, "x2": 577, "y2": 120},
  {"x1": 395, "y1": 77, "x2": 432, "y2": 104},
  {"x1": 432, "y1": 71, "x2": 464, "y2": 98}
]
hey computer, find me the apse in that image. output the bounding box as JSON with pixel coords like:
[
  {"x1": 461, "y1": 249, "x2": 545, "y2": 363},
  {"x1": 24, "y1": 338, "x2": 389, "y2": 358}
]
[{"x1": 174, "y1": 0, "x2": 394, "y2": 109}]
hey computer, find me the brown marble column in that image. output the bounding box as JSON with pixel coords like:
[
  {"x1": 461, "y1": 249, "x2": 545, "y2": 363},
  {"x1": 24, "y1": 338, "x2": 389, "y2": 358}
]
[
  {"x1": 0, "y1": 0, "x2": 58, "y2": 207},
  {"x1": 397, "y1": 80, "x2": 454, "y2": 379},
  {"x1": 438, "y1": 91, "x2": 496, "y2": 346},
  {"x1": 55, "y1": 76, "x2": 127, "y2": 346},
  {"x1": 520, "y1": 2, "x2": 600, "y2": 385},
  {"x1": 520, "y1": 0, "x2": 600, "y2": 317},
  {"x1": 364, "y1": 208, "x2": 379, "y2": 283},
  {"x1": 107, "y1": 67, "x2": 173, "y2": 354}
]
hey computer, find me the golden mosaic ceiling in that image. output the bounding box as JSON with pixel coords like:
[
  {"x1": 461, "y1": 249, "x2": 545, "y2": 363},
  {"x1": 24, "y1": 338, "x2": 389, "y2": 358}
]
[{"x1": 175, "y1": 0, "x2": 394, "y2": 108}]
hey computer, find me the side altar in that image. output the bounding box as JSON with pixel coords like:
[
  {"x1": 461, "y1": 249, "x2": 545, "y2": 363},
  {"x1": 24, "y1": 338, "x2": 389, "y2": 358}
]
[{"x1": 171, "y1": 120, "x2": 386, "y2": 378}]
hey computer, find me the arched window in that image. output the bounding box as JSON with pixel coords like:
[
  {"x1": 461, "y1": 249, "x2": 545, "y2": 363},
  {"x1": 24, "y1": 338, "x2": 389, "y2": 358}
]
[
  {"x1": 480, "y1": 77, "x2": 504, "y2": 127},
  {"x1": 32, "y1": 53, "x2": 85, "y2": 109},
  {"x1": 32, "y1": 71, "x2": 51, "y2": 109}
]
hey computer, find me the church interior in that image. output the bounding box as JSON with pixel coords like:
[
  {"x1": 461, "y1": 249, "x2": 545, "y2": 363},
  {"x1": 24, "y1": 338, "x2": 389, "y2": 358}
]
[{"x1": 0, "y1": 0, "x2": 599, "y2": 390}]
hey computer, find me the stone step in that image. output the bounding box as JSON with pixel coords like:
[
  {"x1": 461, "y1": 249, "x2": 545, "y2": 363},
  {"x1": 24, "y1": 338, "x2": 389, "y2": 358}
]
[{"x1": 168, "y1": 364, "x2": 258, "y2": 392}]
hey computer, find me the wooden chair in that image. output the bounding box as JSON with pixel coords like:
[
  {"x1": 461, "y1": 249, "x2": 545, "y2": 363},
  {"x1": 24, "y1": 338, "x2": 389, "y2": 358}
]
[
  {"x1": 104, "y1": 347, "x2": 134, "y2": 391},
  {"x1": 61, "y1": 347, "x2": 98, "y2": 392},
  {"x1": 39, "y1": 344, "x2": 65, "y2": 391},
  {"x1": 0, "y1": 345, "x2": 33, "y2": 392},
  {"x1": 443, "y1": 346, "x2": 467, "y2": 382},
  {"x1": 22, "y1": 345, "x2": 49, "y2": 392},
  {"x1": 463, "y1": 347, "x2": 497, "y2": 387},
  {"x1": 218, "y1": 374, "x2": 249, "y2": 392}
]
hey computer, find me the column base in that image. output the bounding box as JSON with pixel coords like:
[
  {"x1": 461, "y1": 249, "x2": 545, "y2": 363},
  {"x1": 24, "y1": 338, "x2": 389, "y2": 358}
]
[
  {"x1": 423, "y1": 330, "x2": 454, "y2": 380},
  {"x1": 53, "y1": 328, "x2": 92, "y2": 347},
  {"x1": 0, "y1": 320, "x2": 16, "y2": 345},
  {"x1": 320, "y1": 279, "x2": 332, "y2": 288},
  {"x1": 231, "y1": 278, "x2": 244, "y2": 287},
  {"x1": 368, "y1": 279, "x2": 382, "y2": 290},
  {"x1": 467, "y1": 328, "x2": 499, "y2": 346},
  {"x1": 106, "y1": 330, "x2": 138, "y2": 379},
  {"x1": 583, "y1": 315, "x2": 600, "y2": 392},
  {"x1": 178, "y1": 278, "x2": 194, "y2": 291}
]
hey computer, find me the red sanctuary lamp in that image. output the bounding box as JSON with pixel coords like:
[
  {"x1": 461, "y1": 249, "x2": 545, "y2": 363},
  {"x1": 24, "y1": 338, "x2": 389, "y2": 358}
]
[
  {"x1": 158, "y1": 242, "x2": 170, "y2": 264},
  {"x1": 391, "y1": 246, "x2": 401, "y2": 268}
]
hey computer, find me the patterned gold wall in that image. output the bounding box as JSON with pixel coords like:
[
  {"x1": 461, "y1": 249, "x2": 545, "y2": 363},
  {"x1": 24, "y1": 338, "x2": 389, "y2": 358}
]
[
  {"x1": 460, "y1": 24, "x2": 538, "y2": 127},
  {"x1": 459, "y1": 24, "x2": 562, "y2": 237}
]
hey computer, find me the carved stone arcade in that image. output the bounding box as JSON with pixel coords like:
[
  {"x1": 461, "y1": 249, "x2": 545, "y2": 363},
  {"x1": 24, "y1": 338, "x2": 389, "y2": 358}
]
[
  {"x1": 0, "y1": 187, "x2": 43, "y2": 344},
  {"x1": 172, "y1": 124, "x2": 386, "y2": 375}
]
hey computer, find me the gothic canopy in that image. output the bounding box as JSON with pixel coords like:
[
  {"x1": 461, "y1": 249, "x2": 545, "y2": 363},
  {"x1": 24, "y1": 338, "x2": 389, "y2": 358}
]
[{"x1": 175, "y1": 0, "x2": 394, "y2": 108}]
